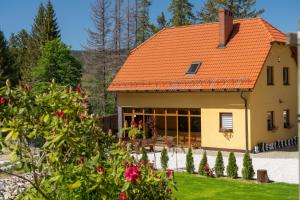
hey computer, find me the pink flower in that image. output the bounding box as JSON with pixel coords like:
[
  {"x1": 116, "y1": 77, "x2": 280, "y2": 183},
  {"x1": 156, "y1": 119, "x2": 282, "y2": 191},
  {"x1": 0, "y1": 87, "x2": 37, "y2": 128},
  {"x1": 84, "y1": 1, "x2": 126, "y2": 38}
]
[
  {"x1": 119, "y1": 192, "x2": 128, "y2": 200},
  {"x1": 7, "y1": 98, "x2": 11, "y2": 105},
  {"x1": 79, "y1": 156, "x2": 84, "y2": 165},
  {"x1": 0, "y1": 97, "x2": 6, "y2": 104},
  {"x1": 97, "y1": 164, "x2": 104, "y2": 175},
  {"x1": 56, "y1": 111, "x2": 65, "y2": 118},
  {"x1": 124, "y1": 166, "x2": 141, "y2": 182},
  {"x1": 166, "y1": 169, "x2": 174, "y2": 178}
]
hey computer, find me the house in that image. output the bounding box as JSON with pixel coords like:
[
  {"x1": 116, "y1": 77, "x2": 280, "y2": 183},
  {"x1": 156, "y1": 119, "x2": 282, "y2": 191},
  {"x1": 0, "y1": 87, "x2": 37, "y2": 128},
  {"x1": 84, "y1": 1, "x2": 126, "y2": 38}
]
[{"x1": 108, "y1": 9, "x2": 298, "y2": 152}]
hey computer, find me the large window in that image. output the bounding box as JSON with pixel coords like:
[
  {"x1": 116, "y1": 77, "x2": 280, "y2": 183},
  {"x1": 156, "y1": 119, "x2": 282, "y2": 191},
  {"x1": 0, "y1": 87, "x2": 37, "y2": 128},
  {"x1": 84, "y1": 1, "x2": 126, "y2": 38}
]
[
  {"x1": 283, "y1": 67, "x2": 289, "y2": 85},
  {"x1": 267, "y1": 111, "x2": 274, "y2": 131},
  {"x1": 267, "y1": 66, "x2": 274, "y2": 85},
  {"x1": 283, "y1": 110, "x2": 290, "y2": 128},
  {"x1": 220, "y1": 113, "x2": 233, "y2": 132}
]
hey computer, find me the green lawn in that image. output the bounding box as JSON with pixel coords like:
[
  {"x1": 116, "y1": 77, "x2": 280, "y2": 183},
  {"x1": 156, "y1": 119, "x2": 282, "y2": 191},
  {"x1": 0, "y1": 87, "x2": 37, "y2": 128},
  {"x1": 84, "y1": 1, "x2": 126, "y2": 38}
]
[{"x1": 174, "y1": 173, "x2": 298, "y2": 200}]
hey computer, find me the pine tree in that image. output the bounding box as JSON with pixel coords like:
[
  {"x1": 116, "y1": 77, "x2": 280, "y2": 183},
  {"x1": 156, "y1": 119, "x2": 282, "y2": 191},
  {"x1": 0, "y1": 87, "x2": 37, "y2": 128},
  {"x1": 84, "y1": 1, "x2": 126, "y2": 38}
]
[
  {"x1": 214, "y1": 151, "x2": 224, "y2": 177},
  {"x1": 0, "y1": 31, "x2": 17, "y2": 86},
  {"x1": 137, "y1": 0, "x2": 152, "y2": 44},
  {"x1": 198, "y1": 0, "x2": 264, "y2": 23},
  {"x1": 198, "y1": 151, "x2": 207, "y2": 175},
  {"x1": 157, "y1": 12, "x2": 168, "y2": 30},
  {"x1": 168, "y1": 0, "x2": 195, "y2": 26},
  {"x1": 9, "y1": 30, "x2": 31, "y2": 82},
  {"x1": 242, "y1": 152, "x2": 255, "y2": 180},
  {"x1": 45, "y1": 0, "x2": 60, "y2": 41},
  {"x1": 160, "y1": 147, "x2": 169, "y2": 170},
  {"x1": 186, "y1": 148, "x2": 194, "y2": 174},
  {"x1": 226, "y1": 152, "x2": 238, "y2": 178},
  {"x1": 140, "y1": 146, "x2": 148, "y2": 163}
]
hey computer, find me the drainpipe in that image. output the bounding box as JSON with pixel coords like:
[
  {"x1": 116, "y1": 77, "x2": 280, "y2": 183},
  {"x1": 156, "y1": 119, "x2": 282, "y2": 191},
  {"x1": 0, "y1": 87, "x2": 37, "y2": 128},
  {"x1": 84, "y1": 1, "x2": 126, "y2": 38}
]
[{"x1": 240, "y1": 91, "x2": 249, "y2": 152}]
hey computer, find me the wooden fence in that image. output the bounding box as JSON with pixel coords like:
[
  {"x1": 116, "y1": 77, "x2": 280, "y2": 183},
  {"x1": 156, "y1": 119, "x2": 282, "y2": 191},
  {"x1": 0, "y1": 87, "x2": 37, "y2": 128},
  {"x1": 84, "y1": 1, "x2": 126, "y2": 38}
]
[{"x1": 98, "y1": 114, "x2": 118, "y2": 134}]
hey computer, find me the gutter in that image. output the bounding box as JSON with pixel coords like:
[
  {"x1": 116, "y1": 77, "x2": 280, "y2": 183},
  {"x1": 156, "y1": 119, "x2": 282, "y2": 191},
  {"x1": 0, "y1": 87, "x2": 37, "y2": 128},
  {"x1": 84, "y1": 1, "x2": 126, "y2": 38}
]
[{"x1": 240, "y1": 91, "x2": 249, "y2": 152}]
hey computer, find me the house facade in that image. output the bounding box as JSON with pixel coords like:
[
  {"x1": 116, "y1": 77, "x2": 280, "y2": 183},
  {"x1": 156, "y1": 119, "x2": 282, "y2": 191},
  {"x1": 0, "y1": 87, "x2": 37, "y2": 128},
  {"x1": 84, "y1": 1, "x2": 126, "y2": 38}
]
[{"x1": 108, "y1": 9, "x2": 297, "y2": 152}]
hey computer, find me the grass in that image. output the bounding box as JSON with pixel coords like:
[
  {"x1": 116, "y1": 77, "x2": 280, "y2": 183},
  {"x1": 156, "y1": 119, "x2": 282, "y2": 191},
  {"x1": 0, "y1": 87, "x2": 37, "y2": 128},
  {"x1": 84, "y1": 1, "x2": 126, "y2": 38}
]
[{"x1": 174, "y1": 172, "x2": 298, "y2": 200}]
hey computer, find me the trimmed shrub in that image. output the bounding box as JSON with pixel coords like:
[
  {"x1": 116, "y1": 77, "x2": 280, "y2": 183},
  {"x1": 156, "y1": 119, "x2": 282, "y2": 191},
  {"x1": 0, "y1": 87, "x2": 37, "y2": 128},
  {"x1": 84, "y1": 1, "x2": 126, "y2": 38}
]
[
  {"x1": 140, "y1": 146, "x2": 148, "y2": 163},
  {"x1": 186, "y1": 148, "x2": 195, "y2": 174},
  {"x1": 214, "y1": 151, "x2": 224, "y2": 177},
  {"x1": 242, "y1": 152, "x2": 255, "y2": 180},
  {"x1": 198, "y1": 151, "x2": 207, "y2": 175},
  {"x1": 226, "y1": 152, "x2": 238, "y2": 178},
  {"x1": 161, "y1": 147, "x2": 169, "y2": 170}
]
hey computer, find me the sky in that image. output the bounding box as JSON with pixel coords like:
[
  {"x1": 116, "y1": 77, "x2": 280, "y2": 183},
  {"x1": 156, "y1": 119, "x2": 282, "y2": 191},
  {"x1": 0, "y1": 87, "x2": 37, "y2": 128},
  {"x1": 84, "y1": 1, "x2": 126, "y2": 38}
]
[{"x1": 0, "y1": 0, "x2": 299, "y2": 50}]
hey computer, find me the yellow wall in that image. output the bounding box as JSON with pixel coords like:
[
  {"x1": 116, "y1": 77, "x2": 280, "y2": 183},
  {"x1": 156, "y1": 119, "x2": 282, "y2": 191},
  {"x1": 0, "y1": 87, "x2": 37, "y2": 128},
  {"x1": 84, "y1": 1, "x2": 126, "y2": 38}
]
[
  {"x1": 249, "y1": 44, "x2": 298, "y2": 147},
  {"x1": 118, "y1": 92, "x2": 249, "y2": 150}
]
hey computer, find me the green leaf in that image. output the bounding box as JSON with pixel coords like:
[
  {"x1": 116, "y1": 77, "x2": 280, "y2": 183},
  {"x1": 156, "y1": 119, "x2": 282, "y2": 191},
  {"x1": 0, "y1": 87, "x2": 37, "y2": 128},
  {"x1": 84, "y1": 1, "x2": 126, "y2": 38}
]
[
  {"x1": 1, "y1": 128, "x2": 12, "y2": 133},
  {"x1": 121, "y1": 182, "x2": 130, "y2": 192},
  {"x1": 5, "y1": 131, "x2": 14, "y2": 141},
  {"x1": 43, "y1": 114, "x2": 50, "y2": 123},
  {"x1": 52, "y1": 134, "x2": 63, "y2": 143},
  {"x1": 49, "y1": 175, "x2": 61, "y2": 182},
  {"x1": 67, "y1": 180, "x2": 81, "y2": 190},
  {"x1": 12, "y1": 131, "x2": 19, "y2": 140}
]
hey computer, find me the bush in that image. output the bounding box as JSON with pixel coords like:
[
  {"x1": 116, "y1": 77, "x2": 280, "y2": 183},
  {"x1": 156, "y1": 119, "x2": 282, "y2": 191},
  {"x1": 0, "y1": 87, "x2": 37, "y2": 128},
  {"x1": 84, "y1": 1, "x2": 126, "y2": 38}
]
[
  {"x1": 141, "y1": 146, "x2": 148, "y2": 163},
  {"x1": 186, "y1": 148, "x2": 194, "y2": 174},
  {"x1": 161, "y1": 147, "x2": 169, "y2": 170},
  {"x1": 242, "y1": 152, "x2": 255, "y2": 180},
  {"x1": 214, "y1": 151, "x2": 224, "y2": 177},
  {"x1": 203, "y1": 163, "x2": 214, "y2": 177},
  {"x1": 226, "y1": 152, "x2": 238, "y2": 178},
  {"x1": 198, "y1": 151, "x2": 207, "y2": 175}
]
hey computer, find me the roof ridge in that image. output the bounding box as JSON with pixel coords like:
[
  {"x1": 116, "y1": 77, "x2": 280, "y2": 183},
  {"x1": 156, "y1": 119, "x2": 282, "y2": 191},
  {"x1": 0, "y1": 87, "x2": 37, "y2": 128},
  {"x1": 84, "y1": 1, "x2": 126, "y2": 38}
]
[{"x1": 258, "y1": 18, "x2": 286, "y2": 42}]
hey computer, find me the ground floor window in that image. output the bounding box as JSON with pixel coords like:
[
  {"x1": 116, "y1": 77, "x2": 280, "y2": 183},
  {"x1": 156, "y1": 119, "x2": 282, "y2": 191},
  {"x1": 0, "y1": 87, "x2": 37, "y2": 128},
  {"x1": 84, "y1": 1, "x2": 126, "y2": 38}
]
[
  {"x1": 267, "y1": 111, "x2": 274, "y2": 131},
  {"x1": 283, "y1": 110, "x2": 290, "y2": 128},
  {"x1": 219, "y1": 113, "x2": 233, "y2": 132}
]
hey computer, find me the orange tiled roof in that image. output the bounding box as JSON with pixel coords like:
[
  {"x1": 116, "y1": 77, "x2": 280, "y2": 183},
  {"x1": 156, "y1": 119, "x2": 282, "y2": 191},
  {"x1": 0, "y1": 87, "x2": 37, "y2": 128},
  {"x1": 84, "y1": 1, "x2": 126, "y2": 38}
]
[{"x1": 108, "y1": 18, "x2": 286, "y2": 91}]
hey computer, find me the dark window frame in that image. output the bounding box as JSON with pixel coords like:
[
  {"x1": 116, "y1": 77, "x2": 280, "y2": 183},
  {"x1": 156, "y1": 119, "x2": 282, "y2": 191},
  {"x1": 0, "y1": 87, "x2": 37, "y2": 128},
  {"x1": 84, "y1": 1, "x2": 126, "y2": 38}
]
[
  {"x1": 219, "y1": 112, "x2": 233, "y2": 132},
  {"x1": 267, "y1": 66, "x2": 274, "y2": 85},
  {"x1": 283, "y1": 67, "x2": 289, "y2": 85},
  {"x1": 267, "y1": 111, "x2": 274, "y2": 131},
  {"x1": 283, "y1": 109, "x2": 290, "y2": 128},
  {"x1": 186, "y1": 62, "x2": 201, "y2": 75}
]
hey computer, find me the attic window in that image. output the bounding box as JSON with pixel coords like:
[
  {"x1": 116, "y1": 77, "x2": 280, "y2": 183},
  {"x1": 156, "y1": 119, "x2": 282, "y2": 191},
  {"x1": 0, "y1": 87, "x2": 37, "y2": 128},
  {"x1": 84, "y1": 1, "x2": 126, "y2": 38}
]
[{"x1": 186, "y1": 62, "x2": 201, "y2": 74}]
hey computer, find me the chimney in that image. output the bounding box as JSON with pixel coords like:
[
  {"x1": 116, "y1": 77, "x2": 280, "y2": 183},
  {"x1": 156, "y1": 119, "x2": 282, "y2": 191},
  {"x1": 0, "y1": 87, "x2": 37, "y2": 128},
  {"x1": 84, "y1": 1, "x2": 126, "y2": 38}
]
[{"x1": 219, "y1": 9, "x2": 233, "y2": 48}]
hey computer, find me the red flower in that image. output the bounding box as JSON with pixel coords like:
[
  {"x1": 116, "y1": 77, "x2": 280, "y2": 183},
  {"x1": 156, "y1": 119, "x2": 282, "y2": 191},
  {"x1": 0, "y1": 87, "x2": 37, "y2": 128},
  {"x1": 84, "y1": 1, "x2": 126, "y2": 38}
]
[
  {"x1": 79, "y1": 156, "x2": 84, "y2": 165},
  {"x1": 204, "y1": 164, "x2": 210, "y2": 172},
  {"x1": 119, "y1": 192, "x2": 128, "y2": 200},
  {"x1": 77, "y1": 83, "x2": 81, "y2": 94},
  {"x1": 97, "y1": 164, "x2": 104, "y2": 175},
  {"x1": 56, "y1": 111, "x2": 65, "y2": 118},
  {"x1": 166, "y1": 169, "x2": 174, "y2": 178},
  {"x1": 138, "y1": 120, "x2": 143, "y2": 126},
  {"x1": 0, "y1": 97, "x2": 6, "y2": 104},
  {"x1": 124, "y1": 166, "x2": 141, "y2": 182}
]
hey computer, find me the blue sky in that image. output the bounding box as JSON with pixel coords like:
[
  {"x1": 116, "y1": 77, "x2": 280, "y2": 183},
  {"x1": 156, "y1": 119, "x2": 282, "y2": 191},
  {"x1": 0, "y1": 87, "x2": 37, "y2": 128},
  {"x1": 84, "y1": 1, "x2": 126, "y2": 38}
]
[{"x1": 0, "y1": 0, "x2": 299, "y2": 50}]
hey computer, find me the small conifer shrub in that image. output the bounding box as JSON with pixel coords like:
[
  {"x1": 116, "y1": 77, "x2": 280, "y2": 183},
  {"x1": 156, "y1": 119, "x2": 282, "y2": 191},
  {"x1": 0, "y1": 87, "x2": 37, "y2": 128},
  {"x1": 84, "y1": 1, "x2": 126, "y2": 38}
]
[
  {"x1": 160, "y1": 147, "x2": 169, "y2": 170},
  {"x1": 214, "y1": 151, "x2": 225, "y2": 177},
  {"x1": 242, "y1": 152, "x2": 255, "y2": 180},
  {"x1": 226, "y1": 152, "x2": 238, "y2": 178},
  {"x1": 140, "y1": 146, "x2": 148, "y2": 164},
  {"x1": 198, "y1": 151, "x2": 208, "y2": 175},
  {"x1": 186, "y1": 148, "x2": 195, "y2": 174}
]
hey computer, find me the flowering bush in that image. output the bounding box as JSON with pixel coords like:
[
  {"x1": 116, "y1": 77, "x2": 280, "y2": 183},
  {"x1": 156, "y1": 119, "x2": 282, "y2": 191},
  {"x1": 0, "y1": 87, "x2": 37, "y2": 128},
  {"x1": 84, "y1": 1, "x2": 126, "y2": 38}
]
[
  {"x1": 0, "y1": 81, "x2": 175, "y2": 200},
  {"x1": 203, "y1": 164, "x2": 215, "y2": 177}
]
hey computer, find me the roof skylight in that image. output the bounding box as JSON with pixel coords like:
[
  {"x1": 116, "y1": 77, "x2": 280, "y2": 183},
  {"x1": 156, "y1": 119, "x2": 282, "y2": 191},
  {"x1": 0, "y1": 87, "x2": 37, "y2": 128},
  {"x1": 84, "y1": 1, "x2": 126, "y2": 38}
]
[{"x1": 186, "y1": 62, "x2": 201, "y2": 74}]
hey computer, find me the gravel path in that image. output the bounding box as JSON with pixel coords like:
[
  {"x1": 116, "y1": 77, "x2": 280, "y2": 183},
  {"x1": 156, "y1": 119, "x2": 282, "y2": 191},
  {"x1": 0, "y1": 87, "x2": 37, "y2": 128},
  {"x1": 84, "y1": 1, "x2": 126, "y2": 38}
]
[{"x1": 141, "y1": 150, "x2": 299, "y2": 184}]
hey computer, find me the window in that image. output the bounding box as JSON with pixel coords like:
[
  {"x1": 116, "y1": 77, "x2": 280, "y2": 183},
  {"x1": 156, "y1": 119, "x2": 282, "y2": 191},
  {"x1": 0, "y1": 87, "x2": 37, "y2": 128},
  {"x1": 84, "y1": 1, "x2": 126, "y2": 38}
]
[
  {"x1": 267, "y1": 111, "x2": 274, "y2": 131},
  {"x1": 267, "y1": 66, "x2": 274, "y2": 85},
  {"x1": 283, "y1": 67, "x2": 289, "y2": 85},
  {"x1": 283, "y1": 110, "x2": 290, "y2": 128},
  {"x1": 220, "y1": 113, "x2": 233, "y2": 132},
  {"x1": 186, "y1": 62, "x2": 201, "y2": 74}
]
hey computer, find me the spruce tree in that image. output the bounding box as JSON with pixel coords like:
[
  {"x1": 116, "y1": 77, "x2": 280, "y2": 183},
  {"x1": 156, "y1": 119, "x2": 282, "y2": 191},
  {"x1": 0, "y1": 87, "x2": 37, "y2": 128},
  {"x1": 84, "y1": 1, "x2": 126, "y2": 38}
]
[
  {"x1": 157, "y1": 12, "x2": 168, "y2": 30},
  {"x1": 242, "y1": 152, "x2": 255, "y2": 180},
  {"x1": 168, "y1": 0, "x2": 195, "y2": 26},
  {"x1": 198, "y1": 151, "x2": 207, "y2": 175},
  {"x1": 226, "y1": 152, "x2": 238, "y2": 179},
  {"x1": 214, "y1": 151, "x2": 224, "y2": 177},
  {"x1": 31, "y1": 3, "x2": 47, "y2": 46},
  {"x1": 160, "y1": 147, "x2": 169, "y2": 170},
  {"x1": 137, "y1": 0, "x2": 152, "y2": 44},
  {"x1": 140, "y1": 146, "x2": 148, "y2": 163},
  {"x1": 0, "y1": 31, "x2": 17, "y2": 86},
  {"x1": 186, "y1": 148, "x2": 194, "y2": 174},
  {"x1": 198, "y1": 0, "x2": 264, "y2": 23},
  {"x1": 45, "y1": 0, "x2": 61, "y2": 41}
]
